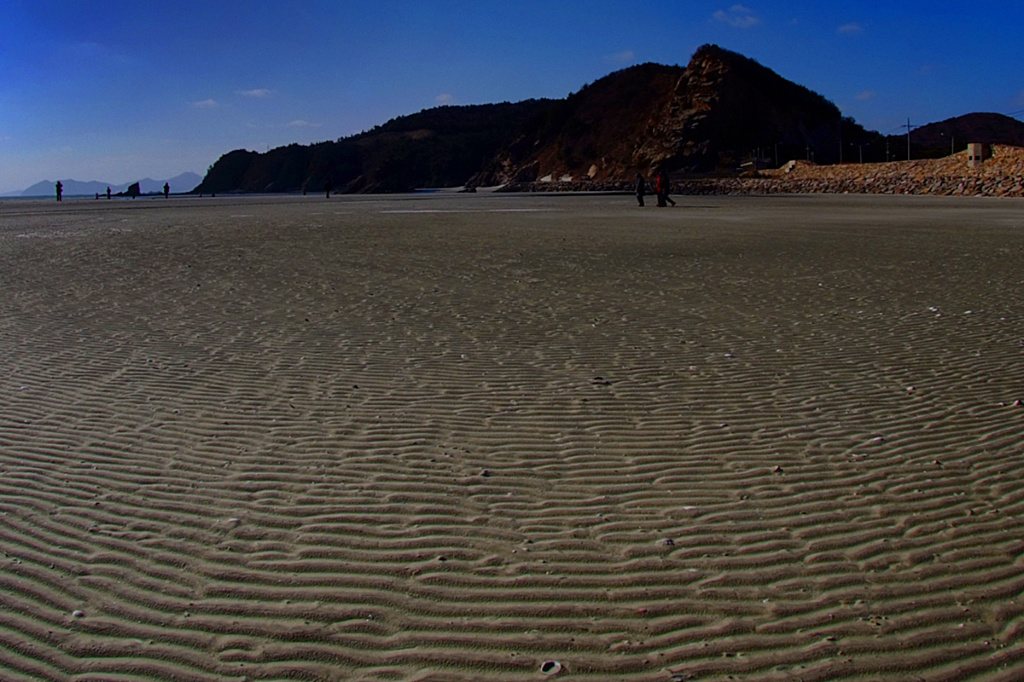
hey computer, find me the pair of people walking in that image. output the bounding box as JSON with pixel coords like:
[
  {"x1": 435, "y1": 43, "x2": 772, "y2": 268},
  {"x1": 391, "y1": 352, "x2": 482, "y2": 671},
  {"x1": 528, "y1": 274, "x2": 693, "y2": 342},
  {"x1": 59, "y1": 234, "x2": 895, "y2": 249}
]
[{"x1": 635, "y1": 169, "x2": 676, "y2": 207}]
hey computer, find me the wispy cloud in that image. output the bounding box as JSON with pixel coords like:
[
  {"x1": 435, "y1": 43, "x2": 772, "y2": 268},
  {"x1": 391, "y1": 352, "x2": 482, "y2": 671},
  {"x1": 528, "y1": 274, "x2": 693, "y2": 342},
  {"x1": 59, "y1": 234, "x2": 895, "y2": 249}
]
[
  {"x1": 64, "y1": 41, "x2": 131, "y2": 66},
  {"x1": 243, "y1": 120, "x2": 322, "y2": 130},
  {"x1": 192, "y1": 99, "x2": 220, "y2": 109},
  {"x1": 837, "y1": 22, "x2": 865, "y2": 35},
  {"x1": 714, "y1": 5, "x2": 760, "y2": 29},
  {"x1": 604, "y1": 50, "x2": 636, "y2": 65},
  {"x1": 856, "y1": 90, "x2": 876, "y2": 101},
  {"x1": 237, "y1": 89, "x2": 272, "y2": 98},
  {"x1": 435, "y1": 93, "x2": 455, "y2": 105}
]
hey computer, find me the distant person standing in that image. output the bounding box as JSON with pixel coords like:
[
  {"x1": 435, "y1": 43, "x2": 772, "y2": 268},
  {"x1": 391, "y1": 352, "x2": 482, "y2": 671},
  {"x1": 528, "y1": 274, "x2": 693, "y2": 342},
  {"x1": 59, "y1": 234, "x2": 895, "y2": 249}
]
[
  {"x1": 635, "y1": 173, "x2": 646, "y2": 207},
  {"x1": 55, "y1": 181, "x2": 63, "y2": 202},
  {"x1": 163, "y1": 183, "x2": 170, "y2": 199},
  {"x1": 324, "y1": 179, "x2": 333, "y2": 198},
  {"x1": 106, "y1": 186, "x2": 111, "y2": 200}
]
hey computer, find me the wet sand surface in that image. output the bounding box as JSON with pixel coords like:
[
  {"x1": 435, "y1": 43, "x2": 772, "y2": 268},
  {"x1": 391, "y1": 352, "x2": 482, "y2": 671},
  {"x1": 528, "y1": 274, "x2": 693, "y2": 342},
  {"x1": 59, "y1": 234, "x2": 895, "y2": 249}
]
[{"x1": 2, "y1": 193, "x2": 1024, "y2": 681}]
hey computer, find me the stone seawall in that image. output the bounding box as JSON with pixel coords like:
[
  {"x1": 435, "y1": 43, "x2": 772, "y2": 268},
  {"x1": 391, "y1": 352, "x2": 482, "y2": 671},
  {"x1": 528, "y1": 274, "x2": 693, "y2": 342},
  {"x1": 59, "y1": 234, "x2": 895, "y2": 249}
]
[{"x1": 499, "y1": 145, "x2": 1024, "y2": 198}]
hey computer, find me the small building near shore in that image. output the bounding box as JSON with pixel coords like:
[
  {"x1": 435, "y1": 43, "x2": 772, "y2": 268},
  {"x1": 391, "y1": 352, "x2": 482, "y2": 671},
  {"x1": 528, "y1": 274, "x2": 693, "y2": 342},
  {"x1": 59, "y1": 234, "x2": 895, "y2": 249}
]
[{"x1": 967, "y1": 143, "x2": 991, "y2": 168}]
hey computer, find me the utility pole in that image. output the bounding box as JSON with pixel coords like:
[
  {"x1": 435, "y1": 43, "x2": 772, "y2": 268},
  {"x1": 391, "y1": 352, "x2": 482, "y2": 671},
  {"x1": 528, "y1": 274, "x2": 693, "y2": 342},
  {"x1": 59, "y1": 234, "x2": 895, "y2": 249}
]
[
  {"x1": 906, "y1": 118, "x2": 912, "y2": 161},
  {"x1": 838, "y1": 118, "x2": 843, "y2": 164}
]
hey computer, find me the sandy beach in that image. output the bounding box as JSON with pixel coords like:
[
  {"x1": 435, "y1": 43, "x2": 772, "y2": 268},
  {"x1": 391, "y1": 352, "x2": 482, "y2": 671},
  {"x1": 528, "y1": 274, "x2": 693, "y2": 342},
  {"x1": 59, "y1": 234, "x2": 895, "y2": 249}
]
[{"x1": 2, "y1": 192, "x2": 1024, "y2": 681}]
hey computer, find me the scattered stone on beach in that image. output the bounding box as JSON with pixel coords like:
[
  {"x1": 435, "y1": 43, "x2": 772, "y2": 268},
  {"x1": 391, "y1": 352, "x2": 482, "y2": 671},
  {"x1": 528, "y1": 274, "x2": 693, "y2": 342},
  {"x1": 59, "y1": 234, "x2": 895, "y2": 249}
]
[
  {"x1": 72, "y1": 610, "x2": 85, "y2": 619},
  {"x1": 540, "y1": 660, "x2": 563, "y2": 676}
]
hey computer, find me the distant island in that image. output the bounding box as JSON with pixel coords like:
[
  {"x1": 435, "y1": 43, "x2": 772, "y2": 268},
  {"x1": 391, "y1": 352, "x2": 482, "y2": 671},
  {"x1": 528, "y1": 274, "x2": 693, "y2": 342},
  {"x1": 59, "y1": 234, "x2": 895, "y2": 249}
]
[{"x1": 195, "y1": 44, "x2": 1024, "y2": 196}]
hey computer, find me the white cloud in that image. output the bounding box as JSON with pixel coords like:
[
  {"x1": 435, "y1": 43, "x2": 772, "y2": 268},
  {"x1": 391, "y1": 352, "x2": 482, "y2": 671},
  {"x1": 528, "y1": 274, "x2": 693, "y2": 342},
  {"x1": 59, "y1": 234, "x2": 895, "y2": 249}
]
[
  {"x1": 435, "y1": 93, "x2": 455, "y2": 105},
  {"x1": 237, "y1": 89, "x2": 272, "y2": 98},
  {"x1": 287, "y1": 120, "x2": 320, "y2": 128},
  {"x1": 837, "y1": 22, "x2": 865, "y2": 35},
  {"x1": 714, "y1": 5, "x2": 760, "y2": 28},
  {"x1": 192, "y1": 99, "x2": 220, "y2": 109},
  {"x1": 856, "y1": 90, "x2": 876, "y2": 101},
  {"x1": 604, "y1": 50, "x2": 636, "y2": 65}
]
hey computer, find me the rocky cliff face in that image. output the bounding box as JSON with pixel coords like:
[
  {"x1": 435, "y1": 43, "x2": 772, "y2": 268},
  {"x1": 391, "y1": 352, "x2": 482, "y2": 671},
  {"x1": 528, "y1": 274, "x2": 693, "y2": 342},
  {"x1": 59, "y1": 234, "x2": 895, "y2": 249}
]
[
  {"x1": 478, "y1": 45, "x2": 856, "y2": 184},
  {"x1": 676, "y1": 45, "x2": 845, "y2": 169},
  {"x1": 470, "y1": 63, "x2": 686, "y2": 184}
]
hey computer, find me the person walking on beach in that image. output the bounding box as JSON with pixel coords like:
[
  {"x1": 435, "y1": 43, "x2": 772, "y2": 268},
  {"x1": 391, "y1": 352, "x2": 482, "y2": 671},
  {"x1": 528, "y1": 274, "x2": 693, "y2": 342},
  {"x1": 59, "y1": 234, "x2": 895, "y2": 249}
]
[
  {"x1": 55, "y1": 181, "x2": 63, "y2": 202},
  {"x1": 635, "y1": 173, "x2": 646, "y2": 207},
  {"x1": 163, "y1": 183, "x2": 170, "y2": 199},
  {"x1": 324, "y1": 179, "x2": 333, "y2": 198},
  {"x1": 656, "y1": 169, "x2": 676, "y2": 207},
  {"x1": 106, "y1": 187, "x2": 111, "y2": 200}
]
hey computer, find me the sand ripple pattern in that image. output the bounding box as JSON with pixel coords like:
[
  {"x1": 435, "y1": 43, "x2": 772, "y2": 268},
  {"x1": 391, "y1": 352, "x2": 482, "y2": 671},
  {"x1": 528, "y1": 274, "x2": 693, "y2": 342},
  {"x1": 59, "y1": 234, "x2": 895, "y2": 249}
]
[{"x1": 1, "y1": 195, "x2": 1024, "y2": 680}]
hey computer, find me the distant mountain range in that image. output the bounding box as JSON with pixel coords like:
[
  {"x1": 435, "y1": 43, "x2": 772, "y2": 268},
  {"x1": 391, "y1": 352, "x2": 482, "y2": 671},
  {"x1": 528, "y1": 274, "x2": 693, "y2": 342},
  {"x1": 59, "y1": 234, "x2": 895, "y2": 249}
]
[
  {"x1": 8, "y1": 172, "x2": 202, "y2": 197},
  {"x1": 197, "y1": 44, "x2": 1024, "y2": 195}
]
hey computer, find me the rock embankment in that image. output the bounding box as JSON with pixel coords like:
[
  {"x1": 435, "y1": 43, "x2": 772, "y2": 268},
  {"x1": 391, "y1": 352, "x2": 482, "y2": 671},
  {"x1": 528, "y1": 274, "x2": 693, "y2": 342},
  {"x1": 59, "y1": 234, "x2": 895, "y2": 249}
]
[{"x1": 499, "y1": 145, "x2": 1024, "y2": 197}]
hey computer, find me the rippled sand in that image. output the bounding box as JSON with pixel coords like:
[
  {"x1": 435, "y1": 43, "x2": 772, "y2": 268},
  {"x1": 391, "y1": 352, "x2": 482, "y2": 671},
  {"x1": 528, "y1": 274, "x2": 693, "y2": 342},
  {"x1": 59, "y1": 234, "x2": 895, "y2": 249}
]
[{"x1": 2, "y1": 193, "x2": 1023, "y2": 681}]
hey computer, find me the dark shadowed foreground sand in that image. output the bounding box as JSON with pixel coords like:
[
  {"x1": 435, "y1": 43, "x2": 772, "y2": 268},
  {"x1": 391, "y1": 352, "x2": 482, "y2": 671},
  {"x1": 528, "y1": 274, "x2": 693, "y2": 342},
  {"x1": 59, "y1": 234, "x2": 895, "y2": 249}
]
[{"x1": 2, "y1": 193, "x2": 1024, "y2": 681}]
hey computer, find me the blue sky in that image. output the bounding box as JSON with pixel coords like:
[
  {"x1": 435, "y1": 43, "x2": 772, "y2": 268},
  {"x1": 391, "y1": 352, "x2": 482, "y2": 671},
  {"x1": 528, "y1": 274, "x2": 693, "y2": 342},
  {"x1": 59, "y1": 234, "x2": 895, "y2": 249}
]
[{"x1": 2, "y1": 1, "x2": 1023, "y2": 192}]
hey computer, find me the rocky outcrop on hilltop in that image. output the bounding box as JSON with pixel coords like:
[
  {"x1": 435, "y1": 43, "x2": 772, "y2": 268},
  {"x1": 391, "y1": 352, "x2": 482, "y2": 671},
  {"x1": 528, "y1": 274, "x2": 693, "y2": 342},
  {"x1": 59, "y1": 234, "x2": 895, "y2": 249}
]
[{"x1": 633, "y1": 45, "x2": 846, "y2": 173}]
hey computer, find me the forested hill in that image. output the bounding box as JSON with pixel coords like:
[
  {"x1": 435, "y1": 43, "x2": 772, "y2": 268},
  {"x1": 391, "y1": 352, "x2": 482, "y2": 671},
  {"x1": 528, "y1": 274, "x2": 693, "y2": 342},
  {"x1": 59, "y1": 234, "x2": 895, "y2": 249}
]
[{"x1": 195, "y1": 100, "x2": 555, "y2": 194}]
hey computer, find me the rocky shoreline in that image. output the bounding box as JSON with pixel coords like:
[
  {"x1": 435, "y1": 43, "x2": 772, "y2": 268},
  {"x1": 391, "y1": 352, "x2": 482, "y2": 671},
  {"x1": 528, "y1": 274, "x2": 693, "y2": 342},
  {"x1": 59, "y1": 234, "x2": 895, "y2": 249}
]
[{"x1": 498, "y1": 144, "x2": 1024, "y2": 198}]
